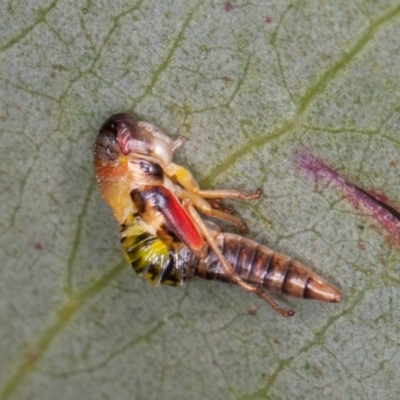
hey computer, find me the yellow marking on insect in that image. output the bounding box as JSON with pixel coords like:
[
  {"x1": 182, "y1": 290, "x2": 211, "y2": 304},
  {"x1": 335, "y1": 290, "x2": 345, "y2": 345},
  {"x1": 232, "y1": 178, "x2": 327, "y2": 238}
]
[
  {"x1": 164, "y1": 163, "x2": 199, "y2": 190},
  {"x1": 121, "y1": 222, "x2": 170, "y2": 287},
  {"x1": 120, "y1": 223, "x2": 146, "y2": 239}
]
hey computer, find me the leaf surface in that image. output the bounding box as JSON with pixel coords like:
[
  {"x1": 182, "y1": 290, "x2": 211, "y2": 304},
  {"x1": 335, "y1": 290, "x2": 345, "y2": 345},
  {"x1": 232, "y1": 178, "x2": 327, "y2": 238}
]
[{"x1": 1, "y1": 1, "x2": 400, "y2": 399}]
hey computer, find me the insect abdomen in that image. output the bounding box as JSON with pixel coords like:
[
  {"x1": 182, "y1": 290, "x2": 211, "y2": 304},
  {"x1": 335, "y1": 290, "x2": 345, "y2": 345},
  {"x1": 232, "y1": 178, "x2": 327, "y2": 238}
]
[
  {"x1": 121, "y1": 227, "x2": 341, "y2": 302},
  {"x1": 121, "y1": 229, "x2": 197, "y2": 287},
  {"x1": 194, "y1": 233, "x2": 341, "y2": 303}
]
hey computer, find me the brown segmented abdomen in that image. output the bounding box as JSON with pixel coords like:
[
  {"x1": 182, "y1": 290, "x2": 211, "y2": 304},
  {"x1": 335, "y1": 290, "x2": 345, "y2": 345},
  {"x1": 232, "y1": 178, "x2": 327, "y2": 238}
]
[{"x1": 192, "y1": 232, "x2": 341, "y2": 303}]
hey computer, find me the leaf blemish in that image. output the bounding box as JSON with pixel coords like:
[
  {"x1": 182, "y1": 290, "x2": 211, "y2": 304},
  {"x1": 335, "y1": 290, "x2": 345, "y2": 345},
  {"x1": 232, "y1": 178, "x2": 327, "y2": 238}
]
[
  {"x1": 296, "y1": 152, "x2": 400, "y2": 248},
  {"x1": 224, "y1": 1, "x2": 233, "y2": 12},
  {"x1": 34, "y1": 242, "x2": 44, "y2": 251},
  {"x1": 247, "y1": 308, "x2": 257, "y2": 316},
  {"x1": 263, "y1": 15, "x2": 273, "y2": 24}
]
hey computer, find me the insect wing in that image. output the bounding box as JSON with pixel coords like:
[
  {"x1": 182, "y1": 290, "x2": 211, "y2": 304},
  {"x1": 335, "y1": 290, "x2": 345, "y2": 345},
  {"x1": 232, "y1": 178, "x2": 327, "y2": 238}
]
[{"x1": 131, "y1": 185, "x2": 205, "y2": 256}]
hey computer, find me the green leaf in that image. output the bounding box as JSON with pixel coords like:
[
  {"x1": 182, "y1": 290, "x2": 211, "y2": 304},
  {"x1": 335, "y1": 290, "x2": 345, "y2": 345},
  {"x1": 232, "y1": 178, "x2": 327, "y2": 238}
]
[{"x1": 1, "y1": 1, "x2": 400, "y2": 399}]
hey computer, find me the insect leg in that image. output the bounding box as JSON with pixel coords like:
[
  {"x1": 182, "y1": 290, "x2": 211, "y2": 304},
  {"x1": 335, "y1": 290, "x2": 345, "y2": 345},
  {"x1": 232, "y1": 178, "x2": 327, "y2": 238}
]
[
  {"x1": 164, "y1": 163, "x2": 261, "y2": 201},
  {"x1": 172, "y1": 136, "x2": 186, "y2": 152},
  {"x1": 178, "y1": 188, "x2": 248, "y2": 233},
  {"x1": 193, "y1": 188, "x2": 262, "y2": 201},
  {"x1": 208, "y1": 200, "x2": 235, "y2": 214},
  {"x1": 250, "y1": 288, "x2": 295, "y2": 317},
  {"x1": 183, "y1": 199, "x2": 295, "y2": 317}
]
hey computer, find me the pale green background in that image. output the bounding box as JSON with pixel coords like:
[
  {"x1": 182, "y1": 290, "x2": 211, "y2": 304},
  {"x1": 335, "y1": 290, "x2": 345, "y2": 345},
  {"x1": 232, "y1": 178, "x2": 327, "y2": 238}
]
[{"x1": 1, "y1": 1, "x2": 400, "y2": 399}]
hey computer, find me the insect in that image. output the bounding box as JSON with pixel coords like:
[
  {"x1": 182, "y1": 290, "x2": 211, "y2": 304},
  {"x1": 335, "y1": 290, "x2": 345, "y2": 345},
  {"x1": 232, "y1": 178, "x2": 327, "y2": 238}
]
[{"x1": 93, "y1": 113, "x2": 341, "y2": 317}]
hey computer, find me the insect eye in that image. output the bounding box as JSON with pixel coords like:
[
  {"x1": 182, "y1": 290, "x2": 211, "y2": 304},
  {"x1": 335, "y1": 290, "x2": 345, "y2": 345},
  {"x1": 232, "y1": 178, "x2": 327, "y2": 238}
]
[
  {"x1": 98, "y1": 113, "x2": 150, "y2": 156},
  {"x1": 100, "y1": 113, "x2": 136, "y2": 139}
]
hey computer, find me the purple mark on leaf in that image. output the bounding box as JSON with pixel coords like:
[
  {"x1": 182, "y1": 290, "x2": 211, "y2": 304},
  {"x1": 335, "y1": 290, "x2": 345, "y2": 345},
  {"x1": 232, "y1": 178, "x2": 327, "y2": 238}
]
[
  {"x1": 296, "y1": 152, "x2": 400, "y2": 248},
  {"x1": 224, "y1": 1, "x2": 233, "y2": 12}
]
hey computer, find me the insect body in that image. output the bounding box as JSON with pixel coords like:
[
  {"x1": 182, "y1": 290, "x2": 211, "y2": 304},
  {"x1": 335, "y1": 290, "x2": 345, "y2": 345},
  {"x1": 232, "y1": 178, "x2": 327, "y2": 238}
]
[{"x1": 93, "y1": 113, "x2": 341, "y2": 317}]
